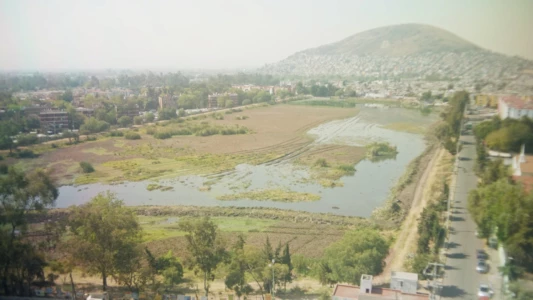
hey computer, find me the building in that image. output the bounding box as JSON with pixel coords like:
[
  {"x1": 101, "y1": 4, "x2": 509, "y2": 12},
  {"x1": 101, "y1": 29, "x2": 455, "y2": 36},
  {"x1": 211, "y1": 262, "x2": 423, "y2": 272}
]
[
  {"x1": 498, "y1": 96, "x2": 533, "y2": 119},
  {"x1": 207, "y1": 93, "x2": 238, "y2": 108},
  {"x1": 39, "y1": 110, "x2": 69, "y2": 133},
  {"x1": 390, "y1": 272, "x2": 418, "y2": 295},
  {"x1": 75, "y1": 107, "x2": 94, "y2": 118},
  {"x1": 474, "y1": 94, "x2": 498, "y2": 108},
  {"x1": 158, "y1": 95, "x2": 177, "y2": 110},
  {"x1": 332, "y1": 274, "x2": 429, "y2": 300}
]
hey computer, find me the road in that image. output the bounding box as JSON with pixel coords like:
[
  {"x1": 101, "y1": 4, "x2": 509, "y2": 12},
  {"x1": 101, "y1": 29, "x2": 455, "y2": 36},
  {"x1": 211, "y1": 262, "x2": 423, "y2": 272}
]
[{"x1": 441, "y1": 133, "x2": 501, "y2": 299}]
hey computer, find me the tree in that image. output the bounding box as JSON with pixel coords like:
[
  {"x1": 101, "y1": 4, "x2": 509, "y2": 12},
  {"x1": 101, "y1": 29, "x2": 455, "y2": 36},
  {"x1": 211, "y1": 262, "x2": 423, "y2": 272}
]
[
  {"x1": 80, "y1": 117, "x2": 109, "y2": 136},
  {"x1": 225, "y1": 235, "x2": 253, "y2": 299},
  {"x1": 225, "y1": 99, "x2": 234, "y2": 108},
  {"x1": 145, "y1": 113, "x2": 155, "y2": 122},
  {"x1": 133, "y1": 116, "x2": 143, "y2": 125},
  {"x1": 0, "y1": 167, "x2": 58, "y2": 295},
  {"x1": 24, "y1": 114, "x2": 41, "y2": 130},
  {"x1": 62, "y1": 90, "x2": 73, "y2": 102},
  {"x1": 158, "y1": 251, "x2": 184, "y2": 289},
  {"x1": 158, "y1": 108, "x2": 177, "y2": 120},
  {"x1": 321, "y1": 229, "x2": 389, "y2": 285},
  {"x1": 67, "y1": 191, "x2": 142, "y2": 291},
  {"x1": 178, "y1": 108, "x2": 186, "y2": 118},
  {"x1": 0, "y1": 120, "x2": 21, "y2": 152},
  {"x1": 118, "y1": 116, "x2": 132, "y2": 128},
  {"x1": 178, "y1": 217, "x2": 227, "y2": 297}
]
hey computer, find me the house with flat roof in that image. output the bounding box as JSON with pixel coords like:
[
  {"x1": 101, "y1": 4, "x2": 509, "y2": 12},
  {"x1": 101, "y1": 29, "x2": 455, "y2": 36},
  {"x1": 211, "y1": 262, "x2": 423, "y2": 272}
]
[{"x1": 332, "y1": 274, "x2": 428, "y2": 300}]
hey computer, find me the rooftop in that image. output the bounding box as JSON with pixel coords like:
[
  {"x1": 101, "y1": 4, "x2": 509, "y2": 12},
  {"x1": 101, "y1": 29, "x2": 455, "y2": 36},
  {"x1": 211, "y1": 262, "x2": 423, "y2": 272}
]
[
  {"x1": 332, "y1": 284, "x2": 429, "y2": 300},
  {"x1": 500, "y1": 96, "x2": 533, "y2": 110},
  {"x1": 391, "y1": 271, "x2": 418, "y2": 281}
]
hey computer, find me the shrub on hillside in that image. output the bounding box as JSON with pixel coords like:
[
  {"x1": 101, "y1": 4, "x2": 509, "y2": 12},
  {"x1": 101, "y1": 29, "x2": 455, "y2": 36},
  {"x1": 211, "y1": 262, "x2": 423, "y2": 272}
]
[
  {"x1": 314, "y1": 158, "x2": 329, "y2": 168},
  {"x1": 80, "y1": 161, "x2": 95, "y2": 173},
  {"x1": 0, "y1": 164, "x2": 7, "y2": 174},
  {"x1": 16, "y1": 133, "x2": 39, "y2": 146},
  {"x1": 125, "y1": 132, "x2": 141, "y2": 140},
  {"x1": 145, "y1": 127, "x2": 157, "y2": 135}
]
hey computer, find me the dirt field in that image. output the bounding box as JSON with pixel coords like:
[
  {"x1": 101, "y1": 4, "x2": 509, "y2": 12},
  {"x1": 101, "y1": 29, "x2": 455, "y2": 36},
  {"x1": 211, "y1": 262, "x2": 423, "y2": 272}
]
[{"x1": 16, "y1": 105, "x2": 360, "y2": 185}]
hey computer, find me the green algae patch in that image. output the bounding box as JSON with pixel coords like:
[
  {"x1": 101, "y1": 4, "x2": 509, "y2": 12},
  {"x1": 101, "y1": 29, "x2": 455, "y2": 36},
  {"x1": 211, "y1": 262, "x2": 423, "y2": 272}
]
[{"x1": 217, "y1": 189, "x2": 321, "y2": 202}]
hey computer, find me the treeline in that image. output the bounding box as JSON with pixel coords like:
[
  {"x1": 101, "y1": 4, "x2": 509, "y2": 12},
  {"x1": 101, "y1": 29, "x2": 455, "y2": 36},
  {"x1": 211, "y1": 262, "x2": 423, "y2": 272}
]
[
  {"x1": 473, "y1": 116, "x2": 533, "y2": 153},
  {"x1": 0, "y1": 166, "x2": 390, "y2": 298},
  {"x1": 469, "y1": 130, "x2": 533, "y2": 284},
  {"x1": 433, "y1": 91, "x2": 469, "y2": 154}
]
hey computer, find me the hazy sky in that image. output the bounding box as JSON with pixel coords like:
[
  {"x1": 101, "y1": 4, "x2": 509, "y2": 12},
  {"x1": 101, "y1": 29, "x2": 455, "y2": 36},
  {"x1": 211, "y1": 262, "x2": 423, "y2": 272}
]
[{"x1": 1, "y1": 0, "x2": 532, "y2": 71}]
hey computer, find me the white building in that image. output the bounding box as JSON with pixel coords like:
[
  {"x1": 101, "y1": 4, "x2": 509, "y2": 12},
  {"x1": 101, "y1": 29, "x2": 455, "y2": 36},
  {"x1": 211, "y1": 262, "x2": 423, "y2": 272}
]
[
  {"x1": 390, "y1": 271, "x2": 418, "y2": 295},
  {"x1": 498, "y1": 96, "x2": 533, "y2": 119}
]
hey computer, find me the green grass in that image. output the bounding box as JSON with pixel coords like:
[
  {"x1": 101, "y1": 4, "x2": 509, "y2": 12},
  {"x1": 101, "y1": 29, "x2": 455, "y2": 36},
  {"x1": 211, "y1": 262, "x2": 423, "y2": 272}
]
[
  {"x1": 138, "y1": 215, "x2": 278, "y2": 242},
  {"x1": 217, "y1": 188, "x2": 321, "y2": 202},
  {"x1": 382, "y1": 122, "x2": 427, "y2": 134}
]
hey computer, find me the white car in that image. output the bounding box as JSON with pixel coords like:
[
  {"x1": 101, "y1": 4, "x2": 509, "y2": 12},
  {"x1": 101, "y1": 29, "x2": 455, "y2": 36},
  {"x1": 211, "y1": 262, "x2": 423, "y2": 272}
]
[{"x1": 477, "y1": 284, "x2": 493, "y2": 298}]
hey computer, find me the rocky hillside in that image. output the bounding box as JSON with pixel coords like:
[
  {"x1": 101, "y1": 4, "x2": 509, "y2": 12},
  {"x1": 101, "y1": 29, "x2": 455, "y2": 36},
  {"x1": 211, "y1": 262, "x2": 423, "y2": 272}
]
[{"x1": 261, "y1": 24, "x2": 533, "y2": 83}]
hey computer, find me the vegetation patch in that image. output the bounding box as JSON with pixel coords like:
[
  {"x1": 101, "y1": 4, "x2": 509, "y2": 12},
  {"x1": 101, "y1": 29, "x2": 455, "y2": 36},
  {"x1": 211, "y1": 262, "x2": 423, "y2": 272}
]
[
  {"x1": 217, "y1": 189, "x2": 321, "y2": 202},
  {"x1": 146, "y1": 183, "x2": 174, "y2": 191},
  {"x1": 124, "y1": 131, "x2": 141, "y2": 140},
  {"x1": 383, "y1": 122, "x2": 427, "y2": 134},
  {"x1": 79, "y1": 161, "x2": 95, "y2": 173}
]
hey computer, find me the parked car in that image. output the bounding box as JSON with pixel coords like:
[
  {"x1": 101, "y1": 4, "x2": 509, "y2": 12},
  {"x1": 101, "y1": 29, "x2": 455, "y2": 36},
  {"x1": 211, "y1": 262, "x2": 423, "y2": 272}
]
[
  {"x1": 476, "y1": 260, "x2": 489, "y2": 273},
  {"x1": 476, "y1": 249, "x2": 488, "y2": 260},
  {"x1": 87, "y1": 293, "x2": 109, "y2": 300},
  {"x1": 477, "y1": 284, "x2": 493, "y2": 298}
]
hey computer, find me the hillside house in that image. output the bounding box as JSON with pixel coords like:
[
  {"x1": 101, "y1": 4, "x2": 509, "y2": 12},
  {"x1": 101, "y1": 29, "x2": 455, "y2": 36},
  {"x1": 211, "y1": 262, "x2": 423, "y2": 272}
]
[{"x1": 498, "y1": 96, "x2": 533, "y2": 119}]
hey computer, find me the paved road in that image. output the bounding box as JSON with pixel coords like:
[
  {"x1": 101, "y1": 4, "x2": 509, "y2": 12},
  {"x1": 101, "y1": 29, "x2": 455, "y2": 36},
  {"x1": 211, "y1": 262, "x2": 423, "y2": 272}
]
[{"x1": 441, "y1": 133, "x2": 500, "y2": 299}]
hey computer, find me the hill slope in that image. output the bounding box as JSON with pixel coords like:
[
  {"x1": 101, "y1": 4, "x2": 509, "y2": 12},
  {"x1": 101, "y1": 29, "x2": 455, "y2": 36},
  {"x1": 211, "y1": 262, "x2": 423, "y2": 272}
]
[
  {"x1": 261, "y1": 24, "x2": 533, "y2": 85},
  {"x1": 307, "y1": 24, "x2": 480, "y2": 57}
]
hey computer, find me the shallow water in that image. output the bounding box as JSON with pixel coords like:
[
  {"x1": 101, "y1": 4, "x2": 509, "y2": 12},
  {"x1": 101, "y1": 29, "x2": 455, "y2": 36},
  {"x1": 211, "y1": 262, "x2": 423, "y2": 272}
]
[{"x1": 57, "y1": 108, "x2": 429, "y2": 217}]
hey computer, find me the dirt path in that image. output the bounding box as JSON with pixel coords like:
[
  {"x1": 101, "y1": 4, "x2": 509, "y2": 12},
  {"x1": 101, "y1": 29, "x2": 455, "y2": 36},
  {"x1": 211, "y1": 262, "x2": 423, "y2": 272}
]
[{"x1": 374, "y1": 147, "x2": 444, "y2": 284}]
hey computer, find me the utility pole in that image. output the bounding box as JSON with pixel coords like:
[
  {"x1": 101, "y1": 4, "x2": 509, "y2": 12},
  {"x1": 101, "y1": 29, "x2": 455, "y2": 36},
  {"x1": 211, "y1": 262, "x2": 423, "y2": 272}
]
[{"x1": 424, "y1": 262, "x2": 444, "y2": 300}]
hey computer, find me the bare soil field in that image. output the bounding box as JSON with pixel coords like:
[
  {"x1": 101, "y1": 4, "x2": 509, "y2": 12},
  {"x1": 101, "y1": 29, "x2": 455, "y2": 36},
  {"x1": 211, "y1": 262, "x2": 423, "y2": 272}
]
[{"x1": 15, "y1": 105, "x2": 360, "y2": 185}]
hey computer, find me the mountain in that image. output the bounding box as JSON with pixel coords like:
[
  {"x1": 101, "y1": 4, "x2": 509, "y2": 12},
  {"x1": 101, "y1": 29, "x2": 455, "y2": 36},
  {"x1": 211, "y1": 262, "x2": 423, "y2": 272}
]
[
  {"x1": 261, "y1": 24, "x2": 533, "y2": 88},
  {"x1": 305, "y1": 24, "x2": 480, "y2": 57}
]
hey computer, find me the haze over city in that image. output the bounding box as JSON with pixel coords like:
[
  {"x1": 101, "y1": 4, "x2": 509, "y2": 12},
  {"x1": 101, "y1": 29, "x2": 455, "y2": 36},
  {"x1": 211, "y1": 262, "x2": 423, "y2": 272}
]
[{"x1": 1, "y1": 0, "x2": 532, "y2": 71}]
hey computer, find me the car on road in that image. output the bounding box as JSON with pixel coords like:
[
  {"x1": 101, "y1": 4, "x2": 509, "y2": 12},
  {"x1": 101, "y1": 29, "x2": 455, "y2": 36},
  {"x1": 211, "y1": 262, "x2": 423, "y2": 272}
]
[
  {"x1": 476, "y1": 249, "x2": 488, "y2": 260},
  {"x1": 476, "y1": 260, "x2": 489, "y2": 273},
  {"x1": 478, "y1": 284, "x2": 493, "y2": 298}
]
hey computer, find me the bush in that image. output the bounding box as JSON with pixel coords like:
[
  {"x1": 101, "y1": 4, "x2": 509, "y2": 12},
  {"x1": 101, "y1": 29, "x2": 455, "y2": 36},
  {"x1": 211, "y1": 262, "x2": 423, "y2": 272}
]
[
  {"x1": 80, "y1": 161, "x2": 95, "y2": 173},
  {"x1": 0, "y1": 164, "x2": 7, "y2": 174},
  {"x1": 125, "y1": 132, "x2": 141, "y2": 140},
  {"x1": 133, "y1": 116, "x2": 143, "y2": 125},
  {"x1": 154, "y1": 131, "x2": 172, "y2": 139},
  {"x1": 0, "y1": 155, "x2": 3, "y2": 160},
  {"x1": 314, "y1": 158, "x2": 329, "y2": 168},
  {"x1": 108, "y1": 131, "x2": 124, "y2": 137},
  {"x1": 86, "y1": 136, "x2": 97, "y2": 141},
  {"x1": 16, "y1": 133, "x2": 39, "y2": 146},
  {"x1": 235, "y1": 115, "x2": 249, "y2": 120},
  {"x1": 211, "y1": 113, "x2": 224, "y2": 120},
  {"x1": 118, "y1": 116, "x2": 132, "y2": 128},
  {"x1": 337, "y1": 164, "x2": 355, "y2": 172},
  {"x1": 51, "y1": 143, "x2": 58, "y2": 148},
  {"x1": 145, "y1": 112, "x2": 155, "y2": 122},
  {"x1": 145, "y1": 127, "x2": 157, "y2": 135},
  {"x1": 12, "y1": 149, "x2": 36, "y2": 159},
  {"x1": 242, "y1": 99, "x2": 252, "y2": 105}
]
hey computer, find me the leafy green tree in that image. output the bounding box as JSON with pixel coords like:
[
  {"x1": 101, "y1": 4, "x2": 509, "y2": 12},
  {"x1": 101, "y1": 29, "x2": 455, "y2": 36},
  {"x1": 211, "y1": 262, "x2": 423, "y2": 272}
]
[
  {"x1": 67, "y1": 191, "x2": 142, "y2": 291},
  {"x1": 133, "y1": 116, "x2": 143, "y2": 125},
  {"x1": 225, "y1": 99, "x2": 234, "y2": 108},
  {"x1": 158, "y1": 108, "x2": 177, "y2": 120},
  {"x1": 225, "y1": 235, "x2": 253, "y2": 299},
  {"x1": 253, "y1": 91, "x2": 271, "y2": 103},
  {"x1": 80, "y1": 117, "x2": 109, "y2": 136},
  {"x1": 0, "y1": 120, "x2": 21, "y2": 152},
  {"x1": 178, "y1": 108, "x2": 186, "y2": 117},
  {"x1": 118, "y1": 116, "x2": 132, "y2": 128},
  {"x1": 242, "y1": 99, "x2": 252, "y2": 106},
  {"x1": 178, "y1": 217, "x2": 227, "y2": 297},
  {"x1": 321, "y1": 229, "x2": 389, "y2": 285},
  {"x1": 62, "y1": 89, "x2": 74, "y2": 102},
  {"x1": 24, "y1": 114, "x2": 41, "y2": 130},
  {"x1": 0, "y1": 167, "x2": 58, "y2": 295},
  {"x1": 145, "y1": 113, "x2": 155, "y2": 122},
  {"x1": 158, "y1": 251, "x2": 184, "y2": 288}
]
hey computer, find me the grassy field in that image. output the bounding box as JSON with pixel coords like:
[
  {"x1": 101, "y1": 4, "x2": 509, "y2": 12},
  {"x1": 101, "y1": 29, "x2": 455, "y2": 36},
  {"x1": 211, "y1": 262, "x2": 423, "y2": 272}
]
[{"x1": 217, "y1": 188, "x2": 321, "y2": 202}]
